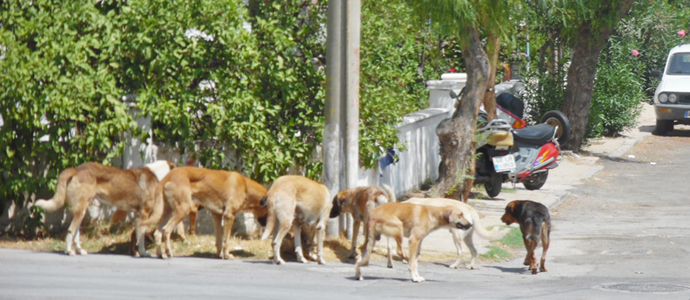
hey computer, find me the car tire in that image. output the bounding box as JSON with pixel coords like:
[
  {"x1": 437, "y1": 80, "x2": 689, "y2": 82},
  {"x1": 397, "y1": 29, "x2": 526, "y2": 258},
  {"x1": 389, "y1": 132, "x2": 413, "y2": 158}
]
[
  {"x1": 654, "y1": 119, "x2": 673, "y2": 136},
  {"x1": 541, "y1": 111, "x2": 571, "y2": 145}
]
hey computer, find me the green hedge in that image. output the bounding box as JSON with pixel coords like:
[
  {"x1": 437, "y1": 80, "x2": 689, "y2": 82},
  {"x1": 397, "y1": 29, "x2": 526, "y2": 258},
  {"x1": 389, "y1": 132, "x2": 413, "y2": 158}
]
[{"x1": 0, "y1": 0, "x2": 454, "y2": 234}]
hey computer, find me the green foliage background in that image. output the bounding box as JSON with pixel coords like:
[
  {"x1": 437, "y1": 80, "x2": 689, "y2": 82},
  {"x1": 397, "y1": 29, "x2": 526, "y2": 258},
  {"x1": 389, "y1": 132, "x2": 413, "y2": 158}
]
[
  {"x1": 520, "y1": 0, "x2": 690, "y2": 140},
  {"x1": 0, "y1": 0, "x2": 455, "y2": 234}
]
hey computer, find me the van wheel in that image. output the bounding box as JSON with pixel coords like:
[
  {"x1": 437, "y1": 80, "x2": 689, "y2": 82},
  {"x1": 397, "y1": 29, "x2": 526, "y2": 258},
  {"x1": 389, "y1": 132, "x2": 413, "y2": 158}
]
[{"x1": 655, "y1": 119, "x2": 673, "y2": 136}]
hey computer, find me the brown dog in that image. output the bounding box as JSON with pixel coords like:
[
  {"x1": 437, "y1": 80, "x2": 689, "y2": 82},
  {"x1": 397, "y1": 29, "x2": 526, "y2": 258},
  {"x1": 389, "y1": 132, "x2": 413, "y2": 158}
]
[
  {"x1": 260, "y1": 175, "x2": 331, "y2": 265},
  {"x1": 329, "y1": 185, "x2": 395, "y2": 258},
  {"x1": 140, "y1": 167, "x2": 267, "y2": 260},
  {"x1": 404, "y1": 198, "x2": 497, "y2": 270},
  {"x1": 35, "y1": 160, "x2": 175, "y2": 257},
  {"x1": 185, "y1": 176, "x2": 268, "y2": 236},
  {"x1": 354, "y1": 202, "x2": 472, "y2": 283},
  {"x1": 501, "y1": 200, "x2": 551, "y2": 274}
]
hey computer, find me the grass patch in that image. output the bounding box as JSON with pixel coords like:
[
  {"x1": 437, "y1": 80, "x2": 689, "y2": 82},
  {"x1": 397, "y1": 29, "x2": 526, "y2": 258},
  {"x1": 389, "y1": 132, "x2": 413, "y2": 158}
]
[
  {"x1": 480, "y1": 246, "x2": 512, "y2": 261},
  {"x1": 499, "y1": 227, "x2": 524, "y2": 247},
  {"x1": 477, "y1": 226, "x2": 525, "y2": 262}
]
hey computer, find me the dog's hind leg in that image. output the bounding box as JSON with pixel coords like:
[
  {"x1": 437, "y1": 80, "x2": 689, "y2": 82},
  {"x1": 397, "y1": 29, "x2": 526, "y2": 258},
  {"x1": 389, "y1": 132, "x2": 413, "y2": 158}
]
[
  {"x1": 210, "y1": 212, "x2": 224, "y2": 258},
  {"x1": 65, "y1": 198, "x2": 90, "y2": 256},
  {"x1": 271, "y1": 219, "x2": 292, "y2": 265},
  {"x1": 292, "y1": 223, "x2": 309, "y2": 263},
  {"x1": 220, "y1": 211, "x2": 237, "y2": 260},
  {"x1": 355, "y1": 223, "x2": 378, "y2": 280},
  {"x1": 135, "y1": 217, "x2": 151, "y2": 257},
  {"x1": 348, "y1": 216, "x2": 361, "y2": 259},
  {"x1": 462, "y1": 228, "x2": 477, "y2": 270},
  {"x1": 316, "y1": 227, "x2": 326, "y2": 265},
  {"x1": 539, "y1": 221, "x2": 550, "y2": 273},
  {"x1": 449, "y1": 229, "x2": 464, "y2": 269},
  {"x1": 73, "y1": 227, "x2": 87, "y2": 256},
  {"x1": 154, "y1": 204, "x2": 173, "y2": 258}
]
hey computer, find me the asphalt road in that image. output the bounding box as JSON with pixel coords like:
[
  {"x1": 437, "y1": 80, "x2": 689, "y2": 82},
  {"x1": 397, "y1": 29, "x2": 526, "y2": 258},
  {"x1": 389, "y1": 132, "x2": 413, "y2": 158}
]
[{"x1": 2, "y1": 135, "x2": 690, "y2": 299}]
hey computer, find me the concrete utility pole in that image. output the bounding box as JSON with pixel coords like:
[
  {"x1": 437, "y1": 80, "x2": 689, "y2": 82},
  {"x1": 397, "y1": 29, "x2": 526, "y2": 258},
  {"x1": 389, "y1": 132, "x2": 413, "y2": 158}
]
[
  {"x1": 324, "y1": 0, "x2": 360, "y2": 238},
  {"x1": 343, "y1": 0, "x2": 360, "y2": 239},
  {"x1": 324, "y1": 0, "x2": 344, "y2": 238}
]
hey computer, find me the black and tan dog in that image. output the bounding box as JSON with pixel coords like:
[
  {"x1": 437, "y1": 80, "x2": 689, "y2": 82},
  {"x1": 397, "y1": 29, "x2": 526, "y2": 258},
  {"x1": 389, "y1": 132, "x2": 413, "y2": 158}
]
[
  {"x1": 261, "y1": 175, "x2": 331, "y2": 265},
  {"x1": 329, "y1": 185, "x2": 395, "y2": 259},
  {"x1": 354, "y1": 202, "x2": 472, "y2": 283},
  {"x1": 140, "y1": 167, "x2": 267, "y2": 260},
  {"x1": 35, "y1": 160, "x2": 175, "y2": 257},
  {"x1": 501, "y1": 200, "x2": 551, "y2": 274}
]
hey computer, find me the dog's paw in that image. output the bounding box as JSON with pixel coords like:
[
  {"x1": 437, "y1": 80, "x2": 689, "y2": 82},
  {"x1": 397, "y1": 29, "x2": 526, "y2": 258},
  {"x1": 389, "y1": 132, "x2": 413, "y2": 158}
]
[
  {"x1": 411, "y1": 276, "x2": 425, "y2": 283},
  {"x1": 77, "y1": 249, "x2": 88, "y2": 255},
  {"x1": 66, "y1": 250, "x2": 75, "y2": 256},
  {"x1": 318, "y1": 257, "x2": 327, "y2": 265},
  {"x1": 275, "y1": 258, "x2": 286, "y2": 265},
  {"x1": 139, "y1": 251, "x2": 152, "y2": 258},
  {"x1": 348, "y1": 252, "x2": 357, "y2": 260}
]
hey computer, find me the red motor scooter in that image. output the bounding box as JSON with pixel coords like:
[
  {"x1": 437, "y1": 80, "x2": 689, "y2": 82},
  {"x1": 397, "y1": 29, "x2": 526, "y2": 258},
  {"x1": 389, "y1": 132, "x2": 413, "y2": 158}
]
[{"x1": 494, "y1": 93, "x2": 571, "y2": 190}]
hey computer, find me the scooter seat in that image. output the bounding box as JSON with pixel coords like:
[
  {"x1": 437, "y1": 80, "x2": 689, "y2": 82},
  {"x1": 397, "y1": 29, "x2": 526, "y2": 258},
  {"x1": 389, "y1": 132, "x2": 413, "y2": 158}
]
[{"x1": 512, "y1": 123, "x2": 555, "y2": 145}]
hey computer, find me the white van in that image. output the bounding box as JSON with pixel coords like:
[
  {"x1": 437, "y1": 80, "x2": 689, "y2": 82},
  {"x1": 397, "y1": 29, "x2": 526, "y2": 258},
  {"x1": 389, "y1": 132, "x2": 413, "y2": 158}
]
[{"x1": 652, "y1": 44, "x2": 690, "y2": 135}]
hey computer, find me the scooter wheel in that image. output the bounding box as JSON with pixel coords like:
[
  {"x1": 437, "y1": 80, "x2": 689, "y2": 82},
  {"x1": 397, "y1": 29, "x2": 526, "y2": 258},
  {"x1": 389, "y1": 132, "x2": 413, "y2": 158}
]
[
  {"x1": 523, "y1": 172, "x2": 548, "y2": 190},
  {"x1": 484, "y1": 173, "x2": 503, "y2": 198},
  {"x1": 541, "y1": 111, "x2": 571, "y2": 145}
]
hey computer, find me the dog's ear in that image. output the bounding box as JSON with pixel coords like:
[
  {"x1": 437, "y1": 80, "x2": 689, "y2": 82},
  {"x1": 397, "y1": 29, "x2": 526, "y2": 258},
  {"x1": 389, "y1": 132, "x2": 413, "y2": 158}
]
[
  {"x1": 260, "y1": 196, "x2": 269, "y2": 208},
  {"x1": 167, "y1": 161, "x2": 177, "y2": 170},
  {"x1": 329, "y1": 196, "x2": 341, "y2": 218},
  {"x1": 442, "y1": 207, "x2": 455, "y2": 222},
  {"x1": 505, "y1": 201, "x2": 516, "y2": 215}
]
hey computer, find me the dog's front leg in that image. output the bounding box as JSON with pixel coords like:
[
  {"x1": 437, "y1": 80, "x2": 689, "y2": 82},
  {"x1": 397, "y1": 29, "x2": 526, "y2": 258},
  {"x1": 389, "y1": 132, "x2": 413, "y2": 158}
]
[{"x1": 408, "y1": 237, "x2": 425, "y2": 283}]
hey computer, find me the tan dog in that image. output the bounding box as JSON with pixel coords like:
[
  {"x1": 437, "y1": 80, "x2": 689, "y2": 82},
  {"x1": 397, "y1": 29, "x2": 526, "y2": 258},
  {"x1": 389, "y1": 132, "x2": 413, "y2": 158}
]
[
  {"x1": 329, "y1": 185, "x2": 395, "y2": 258},
  {"x1": 404, "y1": 198, "x2": 497, "y2": 270},
  {"x1": 140, "y1": 166, "x2": 267, "y2": 260},
  {"x1": 35, "y1": 160, "x2": 175, "y2": 257},
  {"x1": 185, "y1": 176, "x2": 269, "y2": 236},
  {"x1": 354, "y1": 202, "x2": 472, "y2": 283},
  {"x1": 260, "y1": 175, "x2": 331, "y2": 265}
]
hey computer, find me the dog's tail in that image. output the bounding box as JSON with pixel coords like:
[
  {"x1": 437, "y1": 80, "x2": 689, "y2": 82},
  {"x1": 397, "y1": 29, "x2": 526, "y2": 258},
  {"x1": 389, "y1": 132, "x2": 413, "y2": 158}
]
[
  {"x1": 524, "y1": 216, "x2": 546, "y2": 242},
  {"x1": 34, "y1": 168, "x2": 78, "y2": 212},
  {"x1": 260, "y1": 195, "x2": 276, "y2": 240},
  {"x1": 380, "y1": 184, "x2": 396, "y2": 205},
  {"x1": 139, "y1": 179, "x2": 166, "y2": 227},
  {"x1": 470, "y1": 209, "x2": 500, "y2": 240}
]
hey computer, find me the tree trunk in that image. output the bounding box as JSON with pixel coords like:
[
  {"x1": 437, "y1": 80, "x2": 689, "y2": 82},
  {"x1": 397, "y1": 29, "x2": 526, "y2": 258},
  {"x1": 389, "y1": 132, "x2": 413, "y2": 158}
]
[
  {"x1": 482, "y1": 34, "x2": 500, "y2": 121},
  {"x1": 433, "y1": 25, "x2": 489, "y2": 201},
  {"x1": 561, "y1": 0, "x2": 635, "y2": 150}
]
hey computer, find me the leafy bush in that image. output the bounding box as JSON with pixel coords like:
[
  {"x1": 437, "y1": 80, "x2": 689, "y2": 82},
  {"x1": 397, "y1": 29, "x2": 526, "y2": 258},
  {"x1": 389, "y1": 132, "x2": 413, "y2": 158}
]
[
  {"x1": 1, "y1": 0, "x2": 456, "y2": 233},
  {"x1": 1, "y1": 1, "x2": 137, "y2": 234}
]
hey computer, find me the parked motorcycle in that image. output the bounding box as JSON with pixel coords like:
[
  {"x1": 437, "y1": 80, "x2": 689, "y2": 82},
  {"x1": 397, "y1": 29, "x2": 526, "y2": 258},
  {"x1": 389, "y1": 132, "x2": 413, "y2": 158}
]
[{"x1": 450, "y1": 90, "x2": 571, "y2": 197}]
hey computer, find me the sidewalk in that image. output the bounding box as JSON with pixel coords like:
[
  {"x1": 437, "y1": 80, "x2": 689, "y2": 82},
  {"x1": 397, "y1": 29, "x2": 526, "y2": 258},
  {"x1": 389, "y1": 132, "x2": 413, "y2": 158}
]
[{"x1": 419, "y1": 103, "x2": 656, "y2": 257}]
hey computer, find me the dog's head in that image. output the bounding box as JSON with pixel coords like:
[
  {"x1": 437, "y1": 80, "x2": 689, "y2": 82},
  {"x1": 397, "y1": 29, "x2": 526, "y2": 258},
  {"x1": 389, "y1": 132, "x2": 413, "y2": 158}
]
[
  {"x1": 501, "y1": 201, "x2": 520, "y2": 225},
  {"x1": 443, "y1": 207, "x2": 472, "y2": 230},
  {"x1": 329, "y1": 194, "x2": 344, "y2": 218}
]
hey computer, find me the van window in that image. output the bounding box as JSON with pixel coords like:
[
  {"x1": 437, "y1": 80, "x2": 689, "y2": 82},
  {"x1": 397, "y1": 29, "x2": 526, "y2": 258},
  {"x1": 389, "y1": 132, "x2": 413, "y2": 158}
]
[{"x1": 666, "y1": 52, "x2": 690, "y2": 75}]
